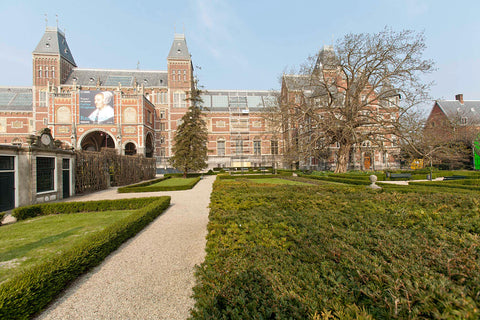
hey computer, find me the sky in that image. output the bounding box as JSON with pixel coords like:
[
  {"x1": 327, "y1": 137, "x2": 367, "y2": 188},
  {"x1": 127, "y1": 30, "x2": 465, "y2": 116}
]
[{"x1": 0, "y1": 0, "x2": 479, "y2": 113}]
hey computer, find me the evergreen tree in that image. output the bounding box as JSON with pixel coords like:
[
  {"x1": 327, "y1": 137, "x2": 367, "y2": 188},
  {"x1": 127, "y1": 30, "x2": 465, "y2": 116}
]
[{"x1": 169, "y1": 84, "x2": 208, "y2": 177}]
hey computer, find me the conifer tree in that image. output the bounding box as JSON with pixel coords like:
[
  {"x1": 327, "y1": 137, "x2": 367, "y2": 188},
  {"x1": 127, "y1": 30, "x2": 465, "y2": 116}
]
[{"x1": 169, "y1": 83, "x2": 208, "y2": 178}]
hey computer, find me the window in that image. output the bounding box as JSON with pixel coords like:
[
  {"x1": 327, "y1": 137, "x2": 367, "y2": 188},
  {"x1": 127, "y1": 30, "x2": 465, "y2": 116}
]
[
  {"x1": 159, "y1": 123, "x2": 166, "y2": 131},
  {"x1": 45, "y1": 68, "x2": 48, "y2": 78},
  {"x1": 461, "y1": 117, "x2": 468, "y2": 125},
  {"x1": 216, "y1": 120, "x2": 226, "y2": 127},
  {"x1": 160, "y1": 147, "x2": 166, "y2": 157},
  {"x1": 254, "y1": 140, "x2": 261, "y2": 155},
  {"x1": 160, "y1": 110, "x2": 165, "y2": 119},
  {"x1": 38, "y1": 67, "x2": 42, "y2": 78},
  {"x1": 160, "y1": 136, "x2": 165, "y2": 144},
  {"x1": 235, "y1": 140, "x2": 243, "y2": 155},
  {"x1": 173, "y1": 92, "x2": 187, "y2": 108},
  {"x1": 271, "y1": 140, "x2": 278, "y2": 155},
  {"x1": 184, "y1": 70, "x2": 187, "y2": 81},
  {"x1": 147, "y1": 110, "x2": 153, "y2": 124},
  {"x1": 51, "y1": 67, "x2": 55, "y2": 78},
  {"x1": 217, "y1": 140, "x2": 225, "y2": 156},
  {"x1": 36, "y1": 157, "x2": 55, "y2": 193}
]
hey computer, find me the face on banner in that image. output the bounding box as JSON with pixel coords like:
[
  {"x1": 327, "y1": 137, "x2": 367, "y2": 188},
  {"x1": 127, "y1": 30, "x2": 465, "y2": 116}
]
[{"x1": 79, "y1": 90, "x2": 115, "y2": 124}]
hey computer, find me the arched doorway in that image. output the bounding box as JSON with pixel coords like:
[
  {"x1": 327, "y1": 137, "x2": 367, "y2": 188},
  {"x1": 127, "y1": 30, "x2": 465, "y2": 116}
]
[
  {"x1": 364, "y1": 152, "x2": 372, "y2": 170},
  {"x1": 145, "y1": 133, "x2": 154, "y2": 158},
  {"x1": 80, "y1": 131, "x2": 115, "y2": 151},
  {"x1": 125, "y1": 142, "x2": 137, "y2": 156}
]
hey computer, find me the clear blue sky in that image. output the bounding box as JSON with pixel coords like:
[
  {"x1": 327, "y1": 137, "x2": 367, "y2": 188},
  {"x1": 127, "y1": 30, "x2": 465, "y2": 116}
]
[{"x1": 0, "y1": 0, "x2": 479, "y2": 112}]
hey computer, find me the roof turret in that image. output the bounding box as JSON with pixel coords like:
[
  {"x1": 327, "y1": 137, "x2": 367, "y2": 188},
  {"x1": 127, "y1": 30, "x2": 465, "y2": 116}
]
[
  {"x1": 167, "y1": 34, "x2": 190, "y2": 61},
  {"x1": 33, "y1": 27, "x2": 76, "y2": 66}
]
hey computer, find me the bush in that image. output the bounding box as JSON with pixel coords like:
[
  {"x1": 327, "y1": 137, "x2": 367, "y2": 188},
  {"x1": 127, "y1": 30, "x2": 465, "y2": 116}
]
[
  {"x1": 12, "y1": 197, "x2": 161, "y2": 221},
  {"x1": 0, "y1": 196, "x2": 170, "y2": 319},
  {"x1": 118, "y1": 177, "x2": 201, "y2": 193},
  {"x1": 190, "y1": 180, "x2": 480, "y2": 319}
]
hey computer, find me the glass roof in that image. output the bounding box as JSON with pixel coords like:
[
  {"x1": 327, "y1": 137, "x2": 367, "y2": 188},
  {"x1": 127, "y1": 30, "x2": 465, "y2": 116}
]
[{"x1": 104, "y1": 76, "x2": 133, "y2": 86}]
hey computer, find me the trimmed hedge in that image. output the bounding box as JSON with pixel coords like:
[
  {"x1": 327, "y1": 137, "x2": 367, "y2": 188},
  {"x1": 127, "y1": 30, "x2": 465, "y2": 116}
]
[
  {"x1": 12, "y1": 197, "x2": 162, "y2": 221},
  {"x1": 218, "y1": 174, "x2": 285, "y2": 180},
  {"x1": 410, "y1": 180, "x2": 480, "y2": 192},
  {"x1": 118, "y1": 177, "x2": 201, "y2": 193},
  {"x1": 0, "y1": 196, "x2": 170, "y2": 320},
  {"x1": 190, "y1": 181, "x2": 480, "y2": 319},
  {"x1": 298, "y1": 173, "x2": 371, "y2": 185}
]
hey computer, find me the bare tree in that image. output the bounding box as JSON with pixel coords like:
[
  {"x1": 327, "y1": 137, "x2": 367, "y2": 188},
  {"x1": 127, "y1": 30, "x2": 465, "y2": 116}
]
[
  {"x1": 400, "y1": 109, "x2": 475, "y2": 171},
  {"x1": 283, "y1": 28, "x2": 434, "y2": 173}
]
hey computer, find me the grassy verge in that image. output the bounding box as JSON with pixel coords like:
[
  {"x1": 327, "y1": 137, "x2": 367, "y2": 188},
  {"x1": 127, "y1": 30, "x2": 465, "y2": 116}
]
[
  {"x1": 0, "y1": 196, "x2": 170, "y2": 319},
  {"x1": 118, "y1": 177, "x2": 201, "y2": 193},
  {"x1": 190, "y1": 181, "x2": 480, "y2": 319}
]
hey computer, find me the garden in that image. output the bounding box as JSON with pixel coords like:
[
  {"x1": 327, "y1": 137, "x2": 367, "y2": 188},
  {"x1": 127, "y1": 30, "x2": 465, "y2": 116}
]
[
  {"x1": 190, "y1": 174, "x2": 480, "y2": 319},
  {"x1": 0, "y1": 196, "x2": 170, "y2": 319}
]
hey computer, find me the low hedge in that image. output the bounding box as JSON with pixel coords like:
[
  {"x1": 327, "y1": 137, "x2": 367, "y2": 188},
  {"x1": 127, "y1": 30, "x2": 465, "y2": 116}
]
[
  {"x1": 218, "y1": 174, "x2": 283, "y2": 180},
  {"x1": 164, "y1": 173, "x2": 203, "y2": 178},
  {"x1": 0, "y1": 196, "x2": 170, "y2": 319},
  {"x1": 118, "y1": 177, "x2": 201, "y2": 193},
  {"x1": 410, "y1": 180, "x2": 480, "y2": 192},
  {"x1": 12, "y1": 197, "x2": 162, "y2": 221},
  {"x1": 191, "y1": 181, "x2": 480, "y2": 319},
  {"x1": 298, "y1": 173, "x2": 371, "y2": 185}
]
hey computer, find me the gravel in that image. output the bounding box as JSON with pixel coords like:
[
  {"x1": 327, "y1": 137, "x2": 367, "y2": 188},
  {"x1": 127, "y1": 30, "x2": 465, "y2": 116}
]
[{"x1": 35, "y1": 175, "x2": 215, "y2": 320}]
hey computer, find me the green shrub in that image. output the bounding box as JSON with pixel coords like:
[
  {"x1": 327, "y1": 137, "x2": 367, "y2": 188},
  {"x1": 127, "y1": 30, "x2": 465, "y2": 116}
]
[
  {"x1": 118, "y1": 177, "x2": 201, "y2": 193},
  {"x1": 0, "y1": 196, "x2": 170, "y2": 320},
  {"x1": 190, "y1": 180, "x2": 480, "y2": 319},
  {"x1": 12, "y1": 197, "x2": 161, "y2": 221}
]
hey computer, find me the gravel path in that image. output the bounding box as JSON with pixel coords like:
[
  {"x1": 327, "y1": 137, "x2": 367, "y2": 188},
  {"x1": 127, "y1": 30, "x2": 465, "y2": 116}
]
[{"x1": 36, "y1": 175, "x2": 215, "y2": 320}]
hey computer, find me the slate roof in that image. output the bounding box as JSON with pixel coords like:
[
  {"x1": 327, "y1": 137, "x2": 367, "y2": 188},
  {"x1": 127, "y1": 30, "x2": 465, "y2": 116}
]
[
  {"x1": 0, "y1": 87, "x2": 33, "y2": 111},
  {"x1": 201, "y1": 90, "x2": 278, "y2": 112},
  {"x1": 33, "y1": 27, "x2": 76, "y2": 66},
  {"x1": 167, "y1": 34, "x2": 190, "y2": 60},
  {"x1": 63, "y1": 69, "x2": 168, "y2": 88},
  {"x1": 435, "y1": 100, "x2": 480, "y2": 124}
]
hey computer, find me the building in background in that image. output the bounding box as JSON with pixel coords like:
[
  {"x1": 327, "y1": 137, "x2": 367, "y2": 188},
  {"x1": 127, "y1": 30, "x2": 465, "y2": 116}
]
[{"x1": 0, "y1": 26, "x2": 279, "y2": 170}]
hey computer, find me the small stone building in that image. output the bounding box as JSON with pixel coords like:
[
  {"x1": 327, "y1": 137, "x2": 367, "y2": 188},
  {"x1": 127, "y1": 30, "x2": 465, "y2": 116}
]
[{"x1": 0, "y1": 130, "x2": 75, "y2": 211}]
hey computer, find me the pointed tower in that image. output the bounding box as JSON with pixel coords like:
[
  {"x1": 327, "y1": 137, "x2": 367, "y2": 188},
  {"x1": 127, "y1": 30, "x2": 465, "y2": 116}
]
[
  {"x1": 167, "y1": 33, "x2": 193, "y2": 91},
  {"x1": 166, "y1": 33, "x2": 194, "y2": 158},
  {"x1": 32, "y1": 26, "x2": 76, "y2": 87},
  {"x1": 32, "y1": 26, "x2": 77, "y2": 132}
]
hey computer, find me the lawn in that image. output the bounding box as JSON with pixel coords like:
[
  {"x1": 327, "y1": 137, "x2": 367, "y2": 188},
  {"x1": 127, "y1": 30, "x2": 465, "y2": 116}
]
[
  {"x1": 191, "y1": 180, "x2": 480, "y2": 319},
  {"x1": 0, "y1": 210, "x2": 134, "y2": 283}
]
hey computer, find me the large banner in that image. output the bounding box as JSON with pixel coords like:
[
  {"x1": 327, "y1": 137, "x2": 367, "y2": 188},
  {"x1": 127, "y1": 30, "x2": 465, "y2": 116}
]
[{"x1": 79, "y1": 91, "x2": 115, "y2": 124}]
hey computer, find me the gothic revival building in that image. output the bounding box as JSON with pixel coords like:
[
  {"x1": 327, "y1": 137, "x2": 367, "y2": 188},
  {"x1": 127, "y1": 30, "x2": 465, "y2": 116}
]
[
  {"x1": 280, "y1": 46, "x2": 401, "y2": 171},
  {"x1": 0, "y1": 26, "x2": 280, "y2": 170}
]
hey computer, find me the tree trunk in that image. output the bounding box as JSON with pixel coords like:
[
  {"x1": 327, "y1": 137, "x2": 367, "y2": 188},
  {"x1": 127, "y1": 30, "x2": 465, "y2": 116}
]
[{"x1": 335, "y1": 144, "x2": 351, "y2": 173}]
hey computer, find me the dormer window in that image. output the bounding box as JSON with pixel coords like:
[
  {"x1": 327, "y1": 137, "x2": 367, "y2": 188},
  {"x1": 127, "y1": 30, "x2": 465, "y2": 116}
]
[
  {"x1": 45, "y1": 43, "x2": 50, "y2": 48},
  {"x1": 89, "y1": 77, "x2": 95, "y2": 82},
  {"x1": 461, "y1": 117, "x2": 468, "y2": 125}
]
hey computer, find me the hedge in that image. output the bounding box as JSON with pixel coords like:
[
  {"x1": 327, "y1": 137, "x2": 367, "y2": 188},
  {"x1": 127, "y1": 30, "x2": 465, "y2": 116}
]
[
  {"x1": 298, "y1": 173, "x2": 371, "y2": 185},
  {"x1": 118, "y1": 177, "x2": 201, "y2": 193},
  {"x1": 12, "y1": 197, "x2": 163, "y2": 221},
  {"x1": 0, "y1": 196, "x2": 170, "y2": 320},
  {"x1": 190, "y1": 180, "x2": 480, "y2": 319},
  {"x1": 218, "y1": 174, "x2": 284, "y2": 180}
]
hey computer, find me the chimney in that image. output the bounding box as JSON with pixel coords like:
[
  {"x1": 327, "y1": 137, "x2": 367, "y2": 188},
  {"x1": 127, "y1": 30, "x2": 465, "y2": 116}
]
[{"x1": 455, "y1": 94, "x2": 464, "y2": 104}]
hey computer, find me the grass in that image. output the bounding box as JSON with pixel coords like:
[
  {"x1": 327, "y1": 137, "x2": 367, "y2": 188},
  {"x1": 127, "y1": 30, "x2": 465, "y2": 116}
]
[
  {"x1": 0, "y1": 209, "x2": 134, "y2": 283},
  {"x1": 149, "y1": 177, "x2": 199, "y2": 187}
]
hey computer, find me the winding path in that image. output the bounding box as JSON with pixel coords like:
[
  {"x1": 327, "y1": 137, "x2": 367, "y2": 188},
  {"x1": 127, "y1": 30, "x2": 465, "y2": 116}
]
[{"x1": 36, "y1": 175, "x2": 215, "y2": 320}]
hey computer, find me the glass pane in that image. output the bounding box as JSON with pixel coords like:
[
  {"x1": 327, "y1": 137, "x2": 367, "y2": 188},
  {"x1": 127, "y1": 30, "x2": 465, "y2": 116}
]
[{"x1": 0, "y1": 156, "x2": 14, "y2": 170}]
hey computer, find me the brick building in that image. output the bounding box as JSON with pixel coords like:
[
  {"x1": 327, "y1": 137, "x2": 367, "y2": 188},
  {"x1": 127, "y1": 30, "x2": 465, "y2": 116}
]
[
  {"x1": 0, "y1": 26, "x2": 279, "y2": 170},
  {"x1": 280, "y1": 46, "x2": 401, "y2": 171}
]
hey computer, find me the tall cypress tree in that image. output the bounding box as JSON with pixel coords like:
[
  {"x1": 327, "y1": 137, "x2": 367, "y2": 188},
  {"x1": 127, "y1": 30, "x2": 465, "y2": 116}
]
[{"x1": 169, "y1": 84, "x2": 208, "y2": 178}]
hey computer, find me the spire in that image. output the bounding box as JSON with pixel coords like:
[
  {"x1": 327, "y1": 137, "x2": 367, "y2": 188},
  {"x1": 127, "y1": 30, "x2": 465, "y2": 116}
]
[
  {"x1": 167, "y1": 33, "x2": 190, "y2": 61},
  {"x1": 33, "y1": 26, "x2": 77, "y2": 66}
]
